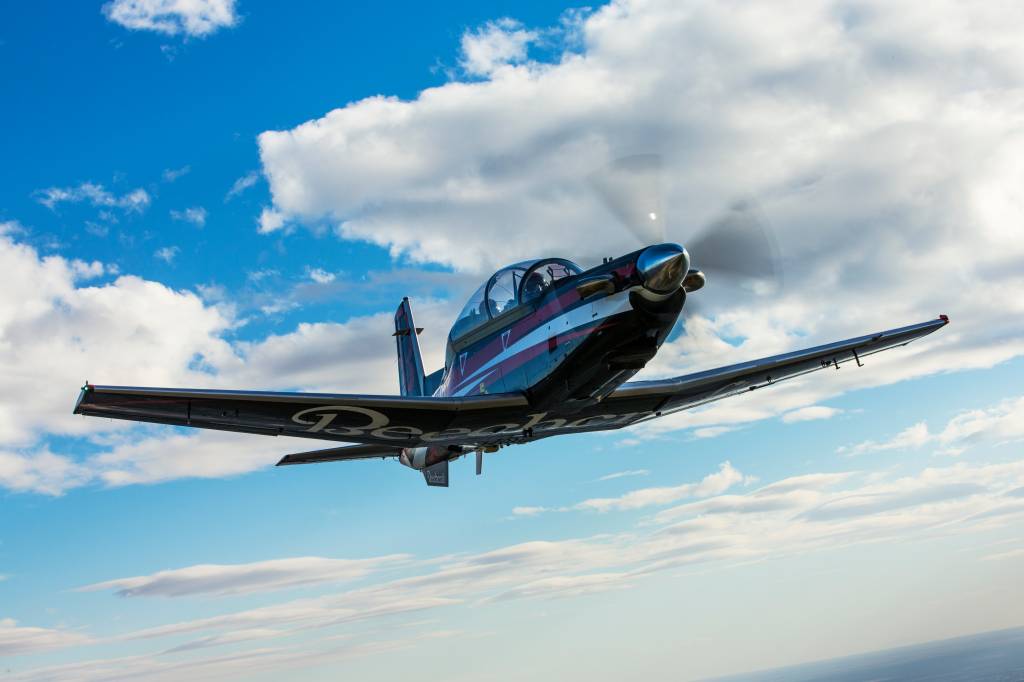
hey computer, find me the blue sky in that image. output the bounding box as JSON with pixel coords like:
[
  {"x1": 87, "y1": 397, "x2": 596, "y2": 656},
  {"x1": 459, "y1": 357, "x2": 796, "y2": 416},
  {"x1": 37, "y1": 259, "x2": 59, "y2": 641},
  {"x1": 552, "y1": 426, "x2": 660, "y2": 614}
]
[{"x1": 2, "y1": 1, "x2": 1024, "y2": 680}]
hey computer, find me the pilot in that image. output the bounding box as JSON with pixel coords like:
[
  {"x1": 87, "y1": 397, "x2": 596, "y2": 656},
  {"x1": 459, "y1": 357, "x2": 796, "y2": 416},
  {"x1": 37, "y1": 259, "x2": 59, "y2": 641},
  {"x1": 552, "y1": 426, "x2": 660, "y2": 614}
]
[{"x1": 522, "y1": 272, "x2": 547, "y2": 302}]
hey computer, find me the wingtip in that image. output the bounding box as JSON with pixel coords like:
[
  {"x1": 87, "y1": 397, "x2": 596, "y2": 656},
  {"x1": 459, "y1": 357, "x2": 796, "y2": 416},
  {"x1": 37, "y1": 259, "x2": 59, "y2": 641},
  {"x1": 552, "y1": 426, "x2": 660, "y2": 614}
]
[
  {"x1": 939, "y1": 314, "x2": 950, "y2": 324},
  {"x1": 73, "y1": 381, "x2": 93, "y2": 415}
]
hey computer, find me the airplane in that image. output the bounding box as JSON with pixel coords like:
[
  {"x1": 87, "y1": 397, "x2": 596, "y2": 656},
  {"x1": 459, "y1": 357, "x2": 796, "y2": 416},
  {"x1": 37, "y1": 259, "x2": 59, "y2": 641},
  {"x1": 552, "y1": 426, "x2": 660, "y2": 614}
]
[{"x1": 73, "y1": 240, "x2": 949, "y2": 486}]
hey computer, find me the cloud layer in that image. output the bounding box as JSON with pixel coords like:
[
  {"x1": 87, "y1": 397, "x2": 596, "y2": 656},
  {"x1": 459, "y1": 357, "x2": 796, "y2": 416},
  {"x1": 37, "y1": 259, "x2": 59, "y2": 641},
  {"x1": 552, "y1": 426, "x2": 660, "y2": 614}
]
[{"x1": 11, "y1": 451, "x2": 1024, "y2": 679}]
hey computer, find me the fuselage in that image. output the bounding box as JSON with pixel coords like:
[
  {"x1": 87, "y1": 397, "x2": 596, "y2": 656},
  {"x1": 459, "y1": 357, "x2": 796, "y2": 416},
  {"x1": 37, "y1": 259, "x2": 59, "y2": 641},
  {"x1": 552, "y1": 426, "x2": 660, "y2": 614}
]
[{"x1": 400, "y1": 243, "x2": 693, "y2": 472}]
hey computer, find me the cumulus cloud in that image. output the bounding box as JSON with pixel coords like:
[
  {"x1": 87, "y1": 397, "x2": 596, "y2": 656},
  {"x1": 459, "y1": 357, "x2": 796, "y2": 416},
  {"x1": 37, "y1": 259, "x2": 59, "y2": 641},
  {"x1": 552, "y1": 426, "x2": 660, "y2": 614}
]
[
  {"x1": 0, "y1": 618, "x2": 90, "y2": 656},
  {"x1": 839, "y1": 396, "x2": 1024, "y2": 456},
  {"x1": 153, "y1": 245, "x2": 180, "y2": 263},
  {"x1": 257, "y1": 0, "x2": 1024, "y2": 439},
  {"x1": 258, "y1": 207, "x2": 287, "y2": 233},
  {"x1": 0, "y1": 229, "x2": 459, "y2": 495},
  {"x1": 169, "y1": 206, "x2": 207, "y2": 227},
  {"x1": 80, "y1": 555, "x2": 411, "y2": 597},
  {"x1": 35, "y1": 182, "x2": 150, "y2": 214},
  {"x1": 85, "y1": 429, "x2": 334, "y2": 489},
  {"x1": 460, "y1": 19, "x2": 537, "y2": 77},
  {"x1": 0, "y1": 232, "x2": 235, "y2": 449},
  {"x1": 103, "y1": 0, "x2": 238, "y2": 38}
]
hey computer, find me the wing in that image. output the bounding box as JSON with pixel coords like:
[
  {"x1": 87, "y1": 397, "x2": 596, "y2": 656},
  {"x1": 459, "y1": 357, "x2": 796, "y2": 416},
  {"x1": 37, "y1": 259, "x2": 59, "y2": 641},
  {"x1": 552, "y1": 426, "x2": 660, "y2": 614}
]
[
  {"x1": 73, "y1": 316, "x2": 948, "y2": 448},
  {"x1": 74, "y1": 385, "x2": 529, "y2": 447},
  {"x1": 601, "y1": 315, "x2": 949, "y2": 420}
]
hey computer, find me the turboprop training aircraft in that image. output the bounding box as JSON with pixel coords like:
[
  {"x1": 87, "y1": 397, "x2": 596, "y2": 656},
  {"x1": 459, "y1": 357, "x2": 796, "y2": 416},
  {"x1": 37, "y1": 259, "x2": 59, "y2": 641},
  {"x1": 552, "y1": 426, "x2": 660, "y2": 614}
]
[{"x1": 73, "y1": 157, "x2": 948, "y2": 486}]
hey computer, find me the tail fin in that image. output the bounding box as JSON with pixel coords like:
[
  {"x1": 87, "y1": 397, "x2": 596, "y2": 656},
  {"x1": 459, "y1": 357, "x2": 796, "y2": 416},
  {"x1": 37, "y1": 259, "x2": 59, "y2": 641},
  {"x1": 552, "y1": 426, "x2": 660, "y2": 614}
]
[{"x1": 394, "y1": 298, "x2": 427, "y2": 396}]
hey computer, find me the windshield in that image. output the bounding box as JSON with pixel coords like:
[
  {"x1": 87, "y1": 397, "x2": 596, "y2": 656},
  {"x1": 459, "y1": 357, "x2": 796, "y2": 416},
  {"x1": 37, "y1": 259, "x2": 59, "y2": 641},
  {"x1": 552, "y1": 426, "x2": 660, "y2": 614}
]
[
  {"x1": 487, "y1": 266, "x2": 527, "y2": 317},
  {"x1": 449, "y1": 259, "x2": 582, "y2": 341},
  {"x1": 450, "y1": 281, "x2": 489, "y2": 339}
]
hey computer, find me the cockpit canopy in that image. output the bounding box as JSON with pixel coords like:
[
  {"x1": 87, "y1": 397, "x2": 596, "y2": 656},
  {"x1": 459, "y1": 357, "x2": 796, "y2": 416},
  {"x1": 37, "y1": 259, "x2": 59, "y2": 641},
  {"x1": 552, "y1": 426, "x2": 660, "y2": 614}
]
[{"x1": 449, "y1": 258, "x2": 583, "y2": 341}]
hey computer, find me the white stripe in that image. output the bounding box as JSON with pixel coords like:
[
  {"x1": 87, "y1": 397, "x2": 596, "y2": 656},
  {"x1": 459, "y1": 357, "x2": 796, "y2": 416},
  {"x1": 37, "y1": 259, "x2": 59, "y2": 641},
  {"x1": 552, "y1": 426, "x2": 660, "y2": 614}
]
[{"x1": 452, "y1": 291, "x2": 634, "y2": 396}]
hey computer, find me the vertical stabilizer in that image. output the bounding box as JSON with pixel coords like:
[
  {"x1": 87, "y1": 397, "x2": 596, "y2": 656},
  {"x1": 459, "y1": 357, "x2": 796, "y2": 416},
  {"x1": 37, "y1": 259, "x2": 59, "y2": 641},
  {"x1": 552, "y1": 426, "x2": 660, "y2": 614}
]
[{"x1": 394, "y1": 298, "x2": 427, "y2": 396}]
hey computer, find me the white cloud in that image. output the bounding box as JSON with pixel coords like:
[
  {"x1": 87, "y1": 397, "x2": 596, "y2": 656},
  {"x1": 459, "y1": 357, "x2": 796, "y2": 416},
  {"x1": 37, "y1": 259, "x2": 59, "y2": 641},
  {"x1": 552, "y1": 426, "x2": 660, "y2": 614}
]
[
  {"x1": 103, "y1": 0, "x2": 238, "y2": 38},
  {"x1": 511, "y1": 506, "x2": 548, "y2": 517},
  {"x1": 460, "y1": 18, "x2": 537, "y2": 77},
  {"x1": 598, "y1": 469, "x2": 649, "y2": 481},
  {"x1": 490, "y1": 572, "x2": 631, "y2": 602},
  {"x1": 936, "y1": 397, "x2": 1024, "y2": 449},
  {"x1": 0, "y1": 232, "x2": 236, "y2": 452},
  {"x1": 69, "y1": 260, "x2": 106, "y2": 279},
  {"x1": 161, "y1": 166, "x2": 190, "y2": 182},
  {"x1": 225, "y1": 170, "x2": 260, "y2": 200},
  {"x1": 85, "y1": 429, "x2": 324, "y2": 489},
  {"x1": 0, "y1": 618, "x2": 90, "y2": 656},
  {"x1": 519, "y1": 461, "x2": 746, "y2": 516},
  {"x1": 982, "y1": 548, "x2": 1024, "y2": 562},
  {"x1": 162, "y1": 628, "x2": 282, "y2": 654},
  {"x1": 307, "y1": 267, "x2": 335, "y2": 284},
  {"x1": 839, "y1": 396, "x2": 1024, "y2": 456},
  {"x1": 576, "y1": 461, "x2": 744, "y2": 512},
  {"x1": 153, "y1": 245, "x2": 180, "y2": 263},
  {"x1": 0, "y1": 449, "x2": 92, "y2": 496},
  {"x1": 692, "y1": 425, "x2": 739, "y2": 439},
  {"x1": 80, "y1": 555, "x2": 411, "y2": 597},
  {"x1": 782, "y1": 405, "x2": 841, "y2": 423},
  {"x1": 35, "y1": 183, "x2": 150, "y2": 214},
  {"x1": 258, "y1": 207, "x2": 286, "y2": 233},
  {"x1": 0, "y1": 220, "x2": 26, "y2": 235},
  {"x1": 170, "y1": 206, "x2": 207, "y2": 226}
]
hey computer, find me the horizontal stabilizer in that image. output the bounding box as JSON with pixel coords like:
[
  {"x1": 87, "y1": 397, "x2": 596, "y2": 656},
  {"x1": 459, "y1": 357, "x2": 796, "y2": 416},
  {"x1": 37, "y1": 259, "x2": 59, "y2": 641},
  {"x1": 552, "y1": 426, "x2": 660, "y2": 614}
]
[
  {"x1": 276, "y1": 443, "x2": 404, "y2": 467},
  {"x1": 422, "y1": 459, "x2": 449, "y2": 487}
]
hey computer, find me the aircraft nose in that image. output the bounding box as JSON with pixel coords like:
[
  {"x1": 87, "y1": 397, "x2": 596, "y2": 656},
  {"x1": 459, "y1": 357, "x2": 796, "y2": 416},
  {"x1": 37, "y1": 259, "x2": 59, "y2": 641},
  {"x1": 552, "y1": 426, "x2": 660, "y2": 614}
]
[{"x1": 637, "y1": 243, "x2": 690, "y2": 294}]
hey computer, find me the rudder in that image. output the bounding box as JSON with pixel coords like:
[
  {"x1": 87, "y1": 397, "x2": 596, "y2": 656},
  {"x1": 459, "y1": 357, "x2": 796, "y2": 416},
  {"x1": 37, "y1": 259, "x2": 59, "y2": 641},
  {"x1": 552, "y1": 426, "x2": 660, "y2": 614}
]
[{"x1": 394, "y1": 298, "x2": 427, "y2": 396}]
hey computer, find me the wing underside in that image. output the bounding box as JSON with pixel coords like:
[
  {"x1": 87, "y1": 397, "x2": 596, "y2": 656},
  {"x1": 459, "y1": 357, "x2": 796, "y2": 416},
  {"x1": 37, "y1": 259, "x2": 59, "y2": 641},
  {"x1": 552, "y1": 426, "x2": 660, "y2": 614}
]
[{"x1": 74, "y1": 316, "x2": 949, "y2": 448}]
